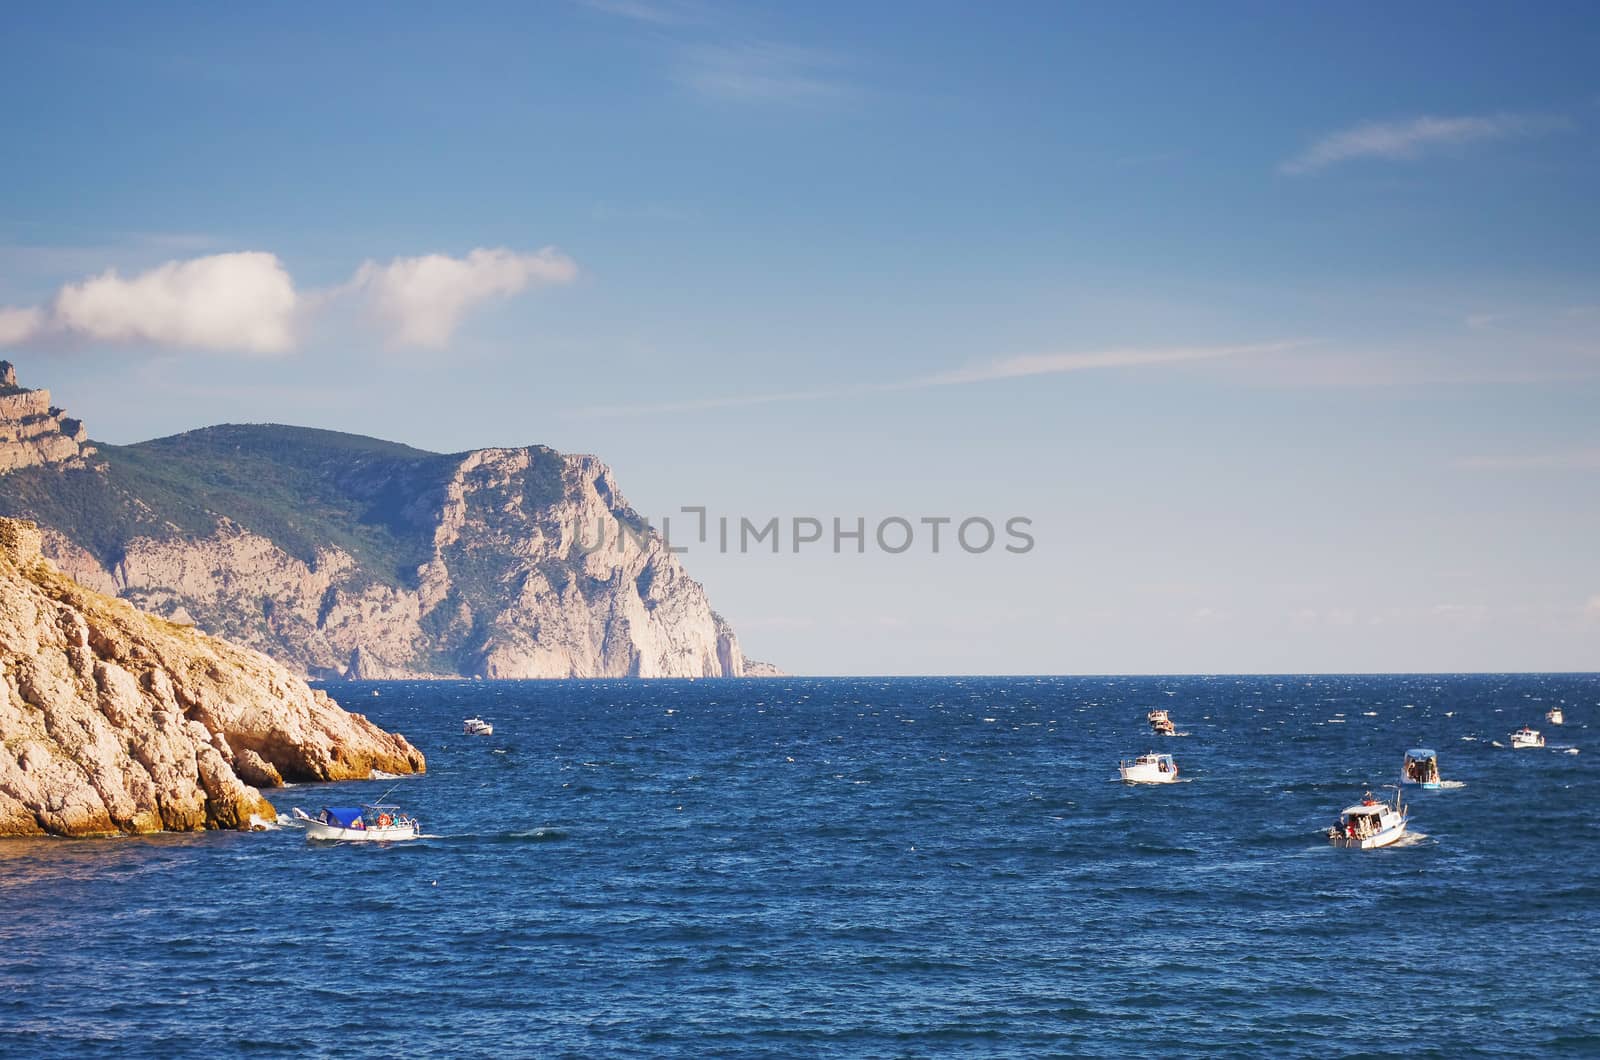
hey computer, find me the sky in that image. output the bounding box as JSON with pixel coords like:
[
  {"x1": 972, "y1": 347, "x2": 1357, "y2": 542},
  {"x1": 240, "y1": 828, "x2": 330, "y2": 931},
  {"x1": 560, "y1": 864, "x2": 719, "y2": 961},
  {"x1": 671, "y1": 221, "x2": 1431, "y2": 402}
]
[{"x1": 1, "y1": 1, "x2": 1597, "y2": 674}]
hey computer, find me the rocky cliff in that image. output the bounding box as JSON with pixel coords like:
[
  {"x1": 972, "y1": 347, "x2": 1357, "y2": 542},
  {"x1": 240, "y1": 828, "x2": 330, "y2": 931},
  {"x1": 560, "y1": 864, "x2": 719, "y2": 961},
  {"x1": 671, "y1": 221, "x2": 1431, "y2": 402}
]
[
  {"x1": 0, "y1": 360, "x2": 96, "y2": 472},
  {"x1": 0, "y1": 518, "x2": 425, "y2": 838},
  {"x1": 0, "y1": 364, "x2": 777, "y2": 680}
]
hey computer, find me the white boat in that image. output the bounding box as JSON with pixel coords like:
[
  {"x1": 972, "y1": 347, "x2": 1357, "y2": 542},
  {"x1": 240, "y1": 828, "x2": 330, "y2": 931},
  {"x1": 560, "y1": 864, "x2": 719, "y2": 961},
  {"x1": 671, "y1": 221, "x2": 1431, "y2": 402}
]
[
  {"x1": 1147, "y1": 709, "x2": 1176, "y2": 736},
  {"x1": 1401, "y1": 748, "x2": 1442, "y2": 789},
  {"x1": 1119, "y1": 752, "x2": 1178, "y2": 784},
  {"x1": 463, "y1": 716, "x2": 494, "y2": 736},
  {"x1": 293, "y1": 804, "x2": 420, "y2": 842},
  {"x1": 1546, "y1": 707, "x2": 1564, "y2": 726},
  {"x1": 1510, "y1": 727, "x2": 1544, "y2": 749},
  {"x1": 1327, "y1": 790, "x2": 1408, "y2": 849}
]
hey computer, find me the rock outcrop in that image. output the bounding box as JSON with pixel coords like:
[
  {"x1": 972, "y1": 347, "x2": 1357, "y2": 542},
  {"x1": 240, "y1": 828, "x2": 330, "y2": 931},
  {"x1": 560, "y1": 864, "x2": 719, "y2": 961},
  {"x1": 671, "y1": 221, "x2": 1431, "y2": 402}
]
[
  {"x1": 0, "y1": 518, "x2": 424, "y2": 838},
  {"x1": 0, "y1": 361, "x2": 97, "y2": 473},
  {"x1": 0, "y1": 369, "x2": 780, "y2": 679}
]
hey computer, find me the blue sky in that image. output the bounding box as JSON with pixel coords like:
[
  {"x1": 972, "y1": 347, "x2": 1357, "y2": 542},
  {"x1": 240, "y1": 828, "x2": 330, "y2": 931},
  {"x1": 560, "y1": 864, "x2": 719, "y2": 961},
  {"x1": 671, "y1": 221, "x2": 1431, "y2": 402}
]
[{"x1": 2, "y1": 2, "x2": 1597, "y2": 673}]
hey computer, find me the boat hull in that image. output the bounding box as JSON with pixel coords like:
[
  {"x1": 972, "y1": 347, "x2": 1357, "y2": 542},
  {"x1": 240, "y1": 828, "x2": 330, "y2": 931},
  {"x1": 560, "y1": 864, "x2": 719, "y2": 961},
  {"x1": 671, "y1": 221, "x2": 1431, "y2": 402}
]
[
  {"x1": 1329, "y1": 821, "x2": 1407, "y2": 849},
  {"x1": 1119, "y1": 765, "x2": 1177, "y2": 784},
  {"x1": 303, "y1": 820, "x2": 419, "y2": 842},
  {"x1": 1400, "y1": 779, "x2": 1442, "y2": 789}
]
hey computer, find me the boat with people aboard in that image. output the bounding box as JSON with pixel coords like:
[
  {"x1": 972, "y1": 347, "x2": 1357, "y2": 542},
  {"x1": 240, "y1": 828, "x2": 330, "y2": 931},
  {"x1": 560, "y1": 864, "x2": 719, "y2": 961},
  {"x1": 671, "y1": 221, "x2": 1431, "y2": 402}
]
[
  {"x1": 1119, "y1": 751, "x2": 1178, "y2": 784},
  {"x1": 1147, "y1": 709, "x2": 1176, "y2": 736},
  {"x1": 1510, "y1": 727, "x2": 1545, "y2": 749},
  {"x1": 293, "y1": 804, "x2": 420, "y2": 842},
  {"x1": 463, "y1": 716, "x2": 494, "y2": 736},
  {"x1": 1546, "y1": 707, "x2": 1564, "y2": 726},
  {"x1": 1327, "y1": 789, "x2": 1408, "y2": 849},
  {"x1": 1401, "y1": 748, "x2": 1442, "y2": 788}
]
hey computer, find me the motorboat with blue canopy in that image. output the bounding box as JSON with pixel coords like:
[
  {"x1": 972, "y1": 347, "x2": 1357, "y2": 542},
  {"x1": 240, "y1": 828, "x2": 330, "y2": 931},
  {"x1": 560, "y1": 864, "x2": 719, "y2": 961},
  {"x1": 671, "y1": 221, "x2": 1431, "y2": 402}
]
[
  {"x1": 292, "y1": 802, "x2": 420, "y2": 842},
  {"x1": 1401, "y1": 749, "x2": 1441, "y2": 788}
]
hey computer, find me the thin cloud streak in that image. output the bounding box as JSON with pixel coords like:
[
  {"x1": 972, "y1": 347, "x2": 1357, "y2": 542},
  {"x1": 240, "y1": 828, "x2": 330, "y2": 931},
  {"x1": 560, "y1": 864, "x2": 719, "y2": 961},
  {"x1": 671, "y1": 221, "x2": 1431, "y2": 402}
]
[
  {"x1": 1457, "y1": 449, "x2": 1600, "y2": 471},
  {"x1": 579, "y1": 341, "x2": 1296, "y2": 416},
  {"x1": 675, "y1": 42, "x2": 850, "y2": 103},
  {"x1": 1281, "y1": 111, "x2": 1569, "y2": 175},
  {"x1": 924, "y1": 341, "x2": 1302, "y2": 385},
  {"x1": 578, "y1": 0, "x2": 688, "y2": 24}
]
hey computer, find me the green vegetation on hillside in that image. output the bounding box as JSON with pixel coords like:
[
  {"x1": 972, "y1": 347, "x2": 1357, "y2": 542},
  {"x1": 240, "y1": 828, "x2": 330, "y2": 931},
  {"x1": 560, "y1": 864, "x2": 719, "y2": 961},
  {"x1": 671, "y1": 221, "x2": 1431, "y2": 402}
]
[{"x1": 0, "y1": 424, "x2": 460, "y2": 585}]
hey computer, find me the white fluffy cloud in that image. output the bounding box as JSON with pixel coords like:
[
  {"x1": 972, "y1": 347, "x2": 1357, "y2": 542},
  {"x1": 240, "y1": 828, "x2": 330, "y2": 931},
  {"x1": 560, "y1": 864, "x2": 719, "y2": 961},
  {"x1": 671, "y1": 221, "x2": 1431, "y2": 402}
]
[
  {"x1": 347, "y1": 247, "x2": 577, "y2": 349},
  {"x1": 51, "y1": 251, "x2": 298, "y2": 354},
  {"x1": 0, "y1": 246, "x2": 577, "y2": 354},
  {"x1": 0, "y1": 306, "x2": 43, "y2": 346}
]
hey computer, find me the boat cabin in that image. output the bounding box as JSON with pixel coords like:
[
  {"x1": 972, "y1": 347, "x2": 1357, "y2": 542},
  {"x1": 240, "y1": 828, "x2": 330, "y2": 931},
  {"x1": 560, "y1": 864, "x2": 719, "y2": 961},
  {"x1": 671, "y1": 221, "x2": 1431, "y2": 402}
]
[
  {"x1": 1402, "y1": 748, "x2": 1440, "y2": 785},
  {"x1": 317, "y1": 807, "x2": 368, "y2": 830},
  {"x1": 1336, "y1": 796, "x2": 1394, "y2": 838}
]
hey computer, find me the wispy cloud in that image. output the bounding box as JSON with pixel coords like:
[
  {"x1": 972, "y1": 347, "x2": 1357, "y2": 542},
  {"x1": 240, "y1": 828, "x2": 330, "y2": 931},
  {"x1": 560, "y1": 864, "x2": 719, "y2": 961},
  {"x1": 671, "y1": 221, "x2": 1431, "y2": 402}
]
[
  {"x1": 345, "y1": 248, "x2": 578, "y2": 350},
  {"x1": 1281, "y1": 111, "x2": 1569, "y2": 175},
  {"x1": 0, "y1": 246, "x2": 577, "y2": 355},
  {"x1": 675, "y1": 42, "x2": 849, "y2": 104},
  {"x1": 578, "y1": 0, "x2": 688, "y2": 24},
  {"x1": 580, "y1": 340, "x2": 1296, "y2": 416},
  {"x1": 924, "y1": 341, "x2": 1299, "y2": 386},
  {"x1": 1456, "y1": 449, "x2": 1600, "y2": 471}
]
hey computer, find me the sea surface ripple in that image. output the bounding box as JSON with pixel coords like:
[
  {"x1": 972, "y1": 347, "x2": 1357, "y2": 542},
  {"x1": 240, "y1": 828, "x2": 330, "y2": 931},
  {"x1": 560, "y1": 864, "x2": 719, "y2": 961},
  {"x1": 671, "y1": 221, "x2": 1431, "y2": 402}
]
[{"x1": 2, "y1": 674, "x2": 1597, "y2": 1058}]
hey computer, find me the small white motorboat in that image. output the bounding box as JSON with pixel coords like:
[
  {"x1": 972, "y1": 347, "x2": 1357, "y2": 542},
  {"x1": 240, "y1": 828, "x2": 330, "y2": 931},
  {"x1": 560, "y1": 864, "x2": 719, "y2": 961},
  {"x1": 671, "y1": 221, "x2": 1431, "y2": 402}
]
[
  {"x1": 293, "y1": 804, "x2": 420, "y2": 843},
  {"x1": 1147, "y1": 709, "x2": 1176, "y2": 736},
  {"x1": 463, "y1": 716, "x2": 494, "y2": 736},
  {"x1": 1510, "y1": 727, "x2": 1545, "y2": 749},
  {"x1": 1401, "y1": 748, "x2": 1442, "y2": 789},
  {"x1": 1546, "y1": 707, "x2": 1564, "y2": 726},
  {"x1": 1119, "y1": 752, "x2": 1178, "y2": 784},
  {"x1": 1327, "y1": 789, "x2": 1408, "y2": 849}
]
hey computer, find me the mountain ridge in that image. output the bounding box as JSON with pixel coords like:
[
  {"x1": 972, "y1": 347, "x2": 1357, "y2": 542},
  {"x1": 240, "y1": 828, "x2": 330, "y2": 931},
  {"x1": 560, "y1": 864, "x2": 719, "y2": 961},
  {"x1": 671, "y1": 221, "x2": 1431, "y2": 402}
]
[{"x1": 0, "y1": 365, "x2": 779, "y2": 681}]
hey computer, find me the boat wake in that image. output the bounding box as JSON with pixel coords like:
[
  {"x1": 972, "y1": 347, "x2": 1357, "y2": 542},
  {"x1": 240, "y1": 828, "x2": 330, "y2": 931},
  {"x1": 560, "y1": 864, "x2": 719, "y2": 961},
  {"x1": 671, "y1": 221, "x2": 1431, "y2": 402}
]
[
  {"x1": 1390, "y1": 831, "x2": 1429, "y2": 847},
  {"x1": 1436, "y1": 780, "x2": 1468, "y2": 790},
  {"x1": 499, "y1": 828, "x2": 569, "y2": 842}
]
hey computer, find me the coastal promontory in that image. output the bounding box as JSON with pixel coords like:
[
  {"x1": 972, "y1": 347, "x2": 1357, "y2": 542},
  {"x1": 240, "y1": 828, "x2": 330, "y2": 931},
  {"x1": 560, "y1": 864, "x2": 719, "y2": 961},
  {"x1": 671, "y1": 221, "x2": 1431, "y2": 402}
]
[
  {"x1": 0, "y1": 361, "x2": 778, "y2": 681},
  {"x1": 0, "y1": 518, "x2": 424, "y2": 838}
]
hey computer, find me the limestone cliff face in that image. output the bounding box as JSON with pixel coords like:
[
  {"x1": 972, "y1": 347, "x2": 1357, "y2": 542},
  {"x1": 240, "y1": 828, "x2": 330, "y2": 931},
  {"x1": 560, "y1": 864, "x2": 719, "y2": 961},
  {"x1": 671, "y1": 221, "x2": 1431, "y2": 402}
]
[
  {"x1": 0, "y1": 368, "x2": 777, "y2": 679},
  {"x1": 51, "y1": 447, "x2": 760, "y2": 679},
  {"x1": 0, "y1": 519, "x2": 425, "y2": 838},
  {"x1": 0, "y1": 361, "x2": 97, "y2": 473}
]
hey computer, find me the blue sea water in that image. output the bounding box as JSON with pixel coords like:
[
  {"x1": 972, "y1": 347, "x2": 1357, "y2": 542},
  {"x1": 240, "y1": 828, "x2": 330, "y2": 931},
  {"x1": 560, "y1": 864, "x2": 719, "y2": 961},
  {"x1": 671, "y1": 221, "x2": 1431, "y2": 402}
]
[{"x1": 2, "y1": 674, "x2": 1598, "y2": 1058}]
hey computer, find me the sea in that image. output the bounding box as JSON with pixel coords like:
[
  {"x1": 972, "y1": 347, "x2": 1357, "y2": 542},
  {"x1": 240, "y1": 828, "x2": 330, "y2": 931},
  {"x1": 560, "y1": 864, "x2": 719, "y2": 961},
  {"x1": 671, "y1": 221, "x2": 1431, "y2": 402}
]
[{"x1": 2, "y1": 674, "x2": 1597, "y2": 1058}]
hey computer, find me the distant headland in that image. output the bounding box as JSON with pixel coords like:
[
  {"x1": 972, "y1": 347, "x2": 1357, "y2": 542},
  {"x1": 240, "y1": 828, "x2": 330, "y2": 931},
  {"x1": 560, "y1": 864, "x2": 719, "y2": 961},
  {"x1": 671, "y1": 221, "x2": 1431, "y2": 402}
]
[{"x1": 0, "y1": 359, "x2": 781, "y2": 682}]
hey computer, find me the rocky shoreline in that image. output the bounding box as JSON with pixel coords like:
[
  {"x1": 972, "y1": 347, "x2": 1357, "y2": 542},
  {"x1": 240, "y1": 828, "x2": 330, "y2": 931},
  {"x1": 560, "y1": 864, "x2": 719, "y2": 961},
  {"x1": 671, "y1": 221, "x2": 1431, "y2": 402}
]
[{"x1": 0, "y1": 518, "x2": 424, "y2": 838}]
